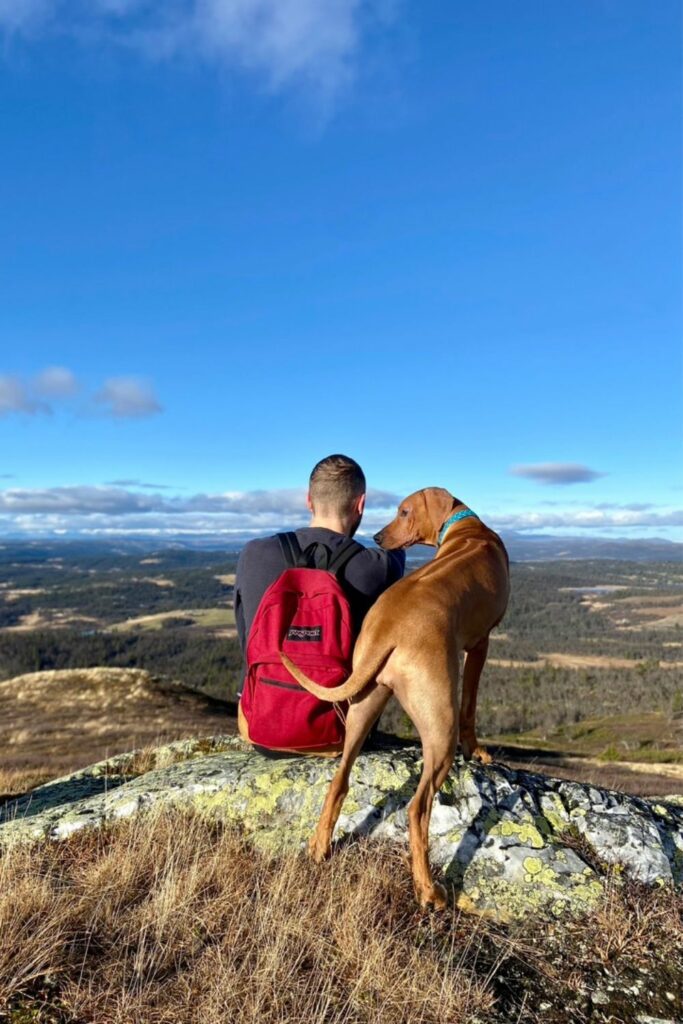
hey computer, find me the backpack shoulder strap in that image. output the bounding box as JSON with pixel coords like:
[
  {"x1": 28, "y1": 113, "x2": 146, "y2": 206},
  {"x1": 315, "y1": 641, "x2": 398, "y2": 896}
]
[
  {"x1": 327, "y1": 538, "x2": 364, "y2": 577},
  {"x1": 301, "y1": 542, "x2": 333, "y2": 570},
  {"x1": 277, "y1": 533, "x2": 361, "y2": 575},
  {"x1": 277, "y1": 532, "x2": 303, "y2": 569}
]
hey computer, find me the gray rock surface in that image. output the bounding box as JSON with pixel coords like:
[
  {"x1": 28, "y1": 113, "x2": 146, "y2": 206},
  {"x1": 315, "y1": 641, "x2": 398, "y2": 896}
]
[{"x1": 2, "y1": 736, "x2": 681, "y2": 921}]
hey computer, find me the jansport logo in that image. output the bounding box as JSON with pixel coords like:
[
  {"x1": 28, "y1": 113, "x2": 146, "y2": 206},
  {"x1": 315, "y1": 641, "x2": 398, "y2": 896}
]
[{"x1": 287, "y1": 625, "x2": 323, "y2": 642}]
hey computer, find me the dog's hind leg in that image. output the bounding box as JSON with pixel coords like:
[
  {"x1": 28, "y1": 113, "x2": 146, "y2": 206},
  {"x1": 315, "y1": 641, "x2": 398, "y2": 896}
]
[
  {"x1": 308, "y1": 682, "x2": 391, "y2": 863},
  {"x1": 460, "y1": 636, "x2": 491, "y2": 763},
  {"x1": 398, "y1": 674, "x2": 458, "y2": 910}
]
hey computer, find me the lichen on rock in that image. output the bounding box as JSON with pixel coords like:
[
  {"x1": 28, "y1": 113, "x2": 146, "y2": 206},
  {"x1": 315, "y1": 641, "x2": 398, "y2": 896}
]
[{"x1": 1, "y1": 737, "x2": 681, "y2": 922}]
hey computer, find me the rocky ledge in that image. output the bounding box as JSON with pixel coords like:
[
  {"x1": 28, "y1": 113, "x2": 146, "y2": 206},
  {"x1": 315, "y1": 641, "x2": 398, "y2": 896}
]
[{"x1": 1, "y1": 737, "x2": 681, "y2": 922}]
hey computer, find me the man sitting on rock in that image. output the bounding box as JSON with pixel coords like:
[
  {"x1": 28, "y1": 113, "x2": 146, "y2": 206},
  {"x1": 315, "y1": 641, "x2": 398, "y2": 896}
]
[{"x1": 234, "y1": 453, "x2": 405, "y2": 751}]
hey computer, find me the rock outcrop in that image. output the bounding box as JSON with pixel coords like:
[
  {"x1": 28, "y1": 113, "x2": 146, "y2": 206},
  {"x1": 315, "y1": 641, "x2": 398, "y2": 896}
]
[{"x1": 2, "y1": 737, "x2": 681, "y2": 922}]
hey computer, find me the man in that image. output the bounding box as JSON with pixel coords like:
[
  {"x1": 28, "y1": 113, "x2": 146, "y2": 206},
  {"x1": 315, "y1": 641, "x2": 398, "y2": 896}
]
[{"x1": 234, "y1": 453, "x2": 405, "y2": 663}]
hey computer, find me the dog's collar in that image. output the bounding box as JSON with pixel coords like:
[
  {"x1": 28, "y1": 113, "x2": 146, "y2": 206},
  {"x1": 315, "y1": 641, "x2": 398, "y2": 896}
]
[{"x1": 438, "y1": 508, "x2": 479, "y2": 546}]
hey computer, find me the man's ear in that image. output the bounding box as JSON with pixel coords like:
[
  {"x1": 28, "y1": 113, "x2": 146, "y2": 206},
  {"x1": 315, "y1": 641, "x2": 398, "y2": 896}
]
[
  {"x1": 306, "y1": 491, "x2": 314, "y2": 514},
  {"x1": 357, "y1": 493, "x2": 366, "y2": 517}
]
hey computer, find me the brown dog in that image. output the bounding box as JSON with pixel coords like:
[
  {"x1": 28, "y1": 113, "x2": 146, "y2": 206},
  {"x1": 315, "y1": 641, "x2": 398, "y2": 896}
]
[{"x1": 281, "y1": 488, "x2": 509, "y2": 910}]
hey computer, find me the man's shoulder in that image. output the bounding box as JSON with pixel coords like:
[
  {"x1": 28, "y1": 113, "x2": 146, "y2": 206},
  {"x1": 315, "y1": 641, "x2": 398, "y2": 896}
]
[
  {"x1": 341, "y1": 537, "x2": 406, "y2": 591},
  {"x1": 241, "y1": 534, "x2": 282, "y2": 554},
  {"x1": 236, "y1": 534, "x2": 285, "y2": 571}
]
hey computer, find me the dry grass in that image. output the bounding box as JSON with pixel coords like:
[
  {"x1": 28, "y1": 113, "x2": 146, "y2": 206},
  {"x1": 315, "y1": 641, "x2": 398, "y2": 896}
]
[
  {"x1": 0, "y1": 810, "x2": 681, "y2": 1024},
  {"x1": 0, "y1": 813, "x2": 493, "y2": 1024},
  {"x1": 3, "y1": 610, "x2": 102, "y2": 632},
  {"x1": 108, "y1": 607, "x2": 234, "y2": 633},
  {"x1": 488, "y1": 653, "x2": 683, "y2": 671},
  {"x1": 482, "y1": 710, "x2": 683, "y2": 797},
  {"x1": 0, "y1": 668, "x2": 235, "y2": 799},
  {"x1": 0, "y1": 768, "x2": 55, "y2": 802}
]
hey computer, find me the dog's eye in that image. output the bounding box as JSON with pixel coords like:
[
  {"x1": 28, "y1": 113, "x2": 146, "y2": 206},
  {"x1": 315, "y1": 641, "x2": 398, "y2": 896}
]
[{"x1": 400, "y1": 509, "x2": 409, "y2": 517}]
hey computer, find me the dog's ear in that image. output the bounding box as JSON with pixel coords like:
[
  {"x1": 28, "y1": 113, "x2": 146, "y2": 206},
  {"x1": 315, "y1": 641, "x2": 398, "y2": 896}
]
[{"x1": 422, "y1": 488, "x2": 457, "y2": 533}]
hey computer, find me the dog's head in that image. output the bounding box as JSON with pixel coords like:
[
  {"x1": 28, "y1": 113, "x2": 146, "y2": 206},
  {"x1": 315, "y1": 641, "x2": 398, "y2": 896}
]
[{"x1": 373, "y1": 487, "x2": 458, "y2": 549}]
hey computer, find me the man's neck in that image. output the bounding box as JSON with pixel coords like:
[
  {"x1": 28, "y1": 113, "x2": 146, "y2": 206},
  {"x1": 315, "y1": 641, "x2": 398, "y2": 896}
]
[{"x1": 309, "y1": 514, "x2": 353, "y2": 536}]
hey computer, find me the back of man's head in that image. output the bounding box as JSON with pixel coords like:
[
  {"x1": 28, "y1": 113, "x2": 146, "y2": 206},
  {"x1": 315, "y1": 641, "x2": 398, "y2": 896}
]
[{"x1": 309, "y1": 454, "x2": 366, "y2": 517}]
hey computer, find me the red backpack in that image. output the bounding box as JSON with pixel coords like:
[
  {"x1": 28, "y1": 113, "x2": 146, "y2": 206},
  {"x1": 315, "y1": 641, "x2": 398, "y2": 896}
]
[{"x1": 239, "y1": 532, "x2": 362, "y2": 753}]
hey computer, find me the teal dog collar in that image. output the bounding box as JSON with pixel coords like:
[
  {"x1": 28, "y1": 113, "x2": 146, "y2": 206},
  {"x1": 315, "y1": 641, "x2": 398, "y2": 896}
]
[{"x1": 438, "y1": 508, "x2": 479, "y2": 546}]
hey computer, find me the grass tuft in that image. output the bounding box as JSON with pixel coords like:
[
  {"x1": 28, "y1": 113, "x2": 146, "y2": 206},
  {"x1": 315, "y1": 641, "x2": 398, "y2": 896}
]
[{"x1": 0, "y1": 810, "x2": 681, "y2": 1023}]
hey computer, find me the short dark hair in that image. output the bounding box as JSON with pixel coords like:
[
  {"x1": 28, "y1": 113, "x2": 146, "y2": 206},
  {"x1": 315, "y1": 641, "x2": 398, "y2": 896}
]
[{"x1": 309, "y1": 454, "x2": 366, "y2": 515}]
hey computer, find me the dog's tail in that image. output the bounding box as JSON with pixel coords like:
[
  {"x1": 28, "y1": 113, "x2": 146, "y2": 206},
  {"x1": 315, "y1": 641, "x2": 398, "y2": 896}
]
[{"x1": 280, "y1": 648, "x2": 391, "y2": 703}]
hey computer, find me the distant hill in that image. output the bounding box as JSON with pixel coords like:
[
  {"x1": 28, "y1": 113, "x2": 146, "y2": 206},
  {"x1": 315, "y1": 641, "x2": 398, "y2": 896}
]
[
  {"x1": 2, "y1": 533, "x2": 682, "y2": 562},
  {"x1": 0, "y1": 667, "x2": 235, "y2": 798},
  {"x1": 500, "y1": 532, "x2": 683, "y2": 563}
]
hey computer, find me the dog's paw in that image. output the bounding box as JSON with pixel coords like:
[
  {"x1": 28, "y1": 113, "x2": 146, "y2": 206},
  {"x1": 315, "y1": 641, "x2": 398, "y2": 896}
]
[
  {"x1": 461, "y1": 740, "x2": 492, "y2": 764},
  {"x1": 307, "y1": 834, "x2": 330, "y2": 863},
  {"x1": 418, "y1": 882, "x2": 448, "y2": 912}
]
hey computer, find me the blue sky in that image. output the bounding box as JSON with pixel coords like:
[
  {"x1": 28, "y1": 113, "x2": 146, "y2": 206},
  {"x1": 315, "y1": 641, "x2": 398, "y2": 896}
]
[{"x1": 0, "y1": 1, "x2": 681, "y2": 540}]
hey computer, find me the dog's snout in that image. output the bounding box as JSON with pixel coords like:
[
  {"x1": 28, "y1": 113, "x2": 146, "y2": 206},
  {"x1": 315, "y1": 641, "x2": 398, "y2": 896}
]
[{"x1": 373, "y1": 531, "x2": 384, "y2": 545}]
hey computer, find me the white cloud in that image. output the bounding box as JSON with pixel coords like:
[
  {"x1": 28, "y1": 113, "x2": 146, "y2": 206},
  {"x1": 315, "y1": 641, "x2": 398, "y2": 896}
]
[
  {"x1": 0, "y1": 484, "x2": 681, "y2": 539},
  {"x1": 94, "y1": 377, "x2": 162, "y2": 418},
  {"x1": 492, "y1": 508, "x2": 683, "y2": 531},
  {"x1": 366, "y1": 488, "x2": 402, "y2": 508},
  {"x1": 0, "y1": 367, "x2": 162, "y2": 418},
  {"x1": 193, "y1": 0, "x2": 361, "y2": 97},
  {"x1": 105, "y1": 478, "x2": 172, "y2": 489},
  {"x1": 0, "y1": 486, "x2": 161, "y2": 515},
  {"x1": 509, "y1": 463, "x2": 607, "y2": 486},
  {"x1": 0, "y1": 0, "x2": 389, "y2": 103},
  {"x1": 33, "y1": 366, "x2": 79, "y2": 398},
  {"x1": 0, "y1": 484, "x2": 400, "y2": 517},
  {"x1": 0, "y1": 483, "x2": 402, "y2": 538},
  {"x1": 0, "y1": 374, "x2": 50, "y2": 416}
]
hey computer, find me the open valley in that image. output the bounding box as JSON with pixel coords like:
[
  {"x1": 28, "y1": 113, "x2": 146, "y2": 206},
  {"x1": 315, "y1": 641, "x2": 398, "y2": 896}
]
[{"x1": 1, "y1": 541, "x2": 682, "y2": 800}]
